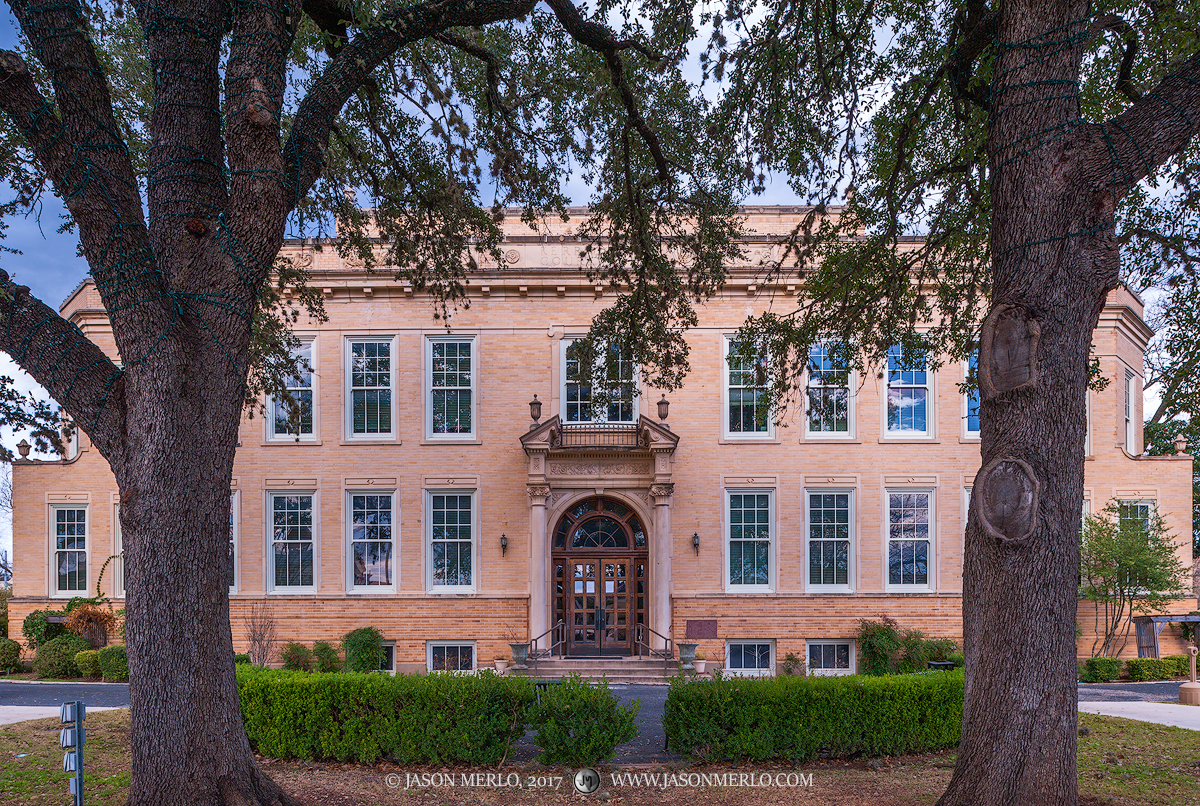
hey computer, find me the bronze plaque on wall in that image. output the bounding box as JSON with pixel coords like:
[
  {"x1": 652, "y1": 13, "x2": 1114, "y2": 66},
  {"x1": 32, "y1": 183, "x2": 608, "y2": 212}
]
[{"x1": 685, "y1": 619, "x2": 718, "y2": 639}]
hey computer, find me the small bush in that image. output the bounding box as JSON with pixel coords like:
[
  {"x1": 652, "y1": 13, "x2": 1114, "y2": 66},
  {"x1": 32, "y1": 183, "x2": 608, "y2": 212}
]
[
  {"x1": 312, "y1": 641, "x2": 341, "y2": 673},
  {"x1": 947, "y1": 651, "x2": 965, "y2": 668},
  {"x1": 1080, "y1": 657, "x2": 1123, "y2": 683},
  {"x1": 0, "y1": 637, "x2": 22, "y2": 672},
  {"x1": 97, "y1": 645, "x2": 129, "y2": 682},
  {"x1": 22, "y1": 609, "x2": 67, "y2": 648},
  {"x1": 66, "y1": 603, "x2": 117, "y2": 648},
  {"x1": 34, "y1": 634, "x2": 90, "y2": 678},
  {"x1": 1162, "y1": 654, "x2": 1191, "y2": 677},
  {"x1": 75, "y1": 649, "x2": 101, "y2": 677},
  {"x1": 664, "y1": 669, "x2": 963, "y2": 761},
  {"x1": 341, "y1": 627, "x2": 384, "y2": 672},
  {"x1": 281, "y1": 642, "x2": 314, "y2": 672},
  {"x1": 1126, "y1": 657, "x2": 1175, "y2": 681},
  {"x1": 234, "y1": 653, "x2": 252, "y2": 665},
  {"x1": 238, "y1": 667, "x2": 534, "y2": 764},
  {"x1": 0, "y1": 586, "x2": 11, "y2": 638},
  {"x1": 857, "y1": 617, "x2": 958, "y2": 675},
  {"x1": 528, "y1": 675, "x2": 639, "y2": 766}
]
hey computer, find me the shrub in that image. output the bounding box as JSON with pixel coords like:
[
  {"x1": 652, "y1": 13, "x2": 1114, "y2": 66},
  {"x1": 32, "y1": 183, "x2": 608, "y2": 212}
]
[
  {"x1": 22, "y1": 609, "x2": 67, "y2": 648},
  {"x1": 280, "y1": 642, "x2": 314, "y2": 672},
  {"x1": 312, "y1": 641, "x2": 341, "y2": 673},
  {"x1": 97, "y1": 645, "x2": 129, "y2": 682},
  {"x1": 234, "y1": 653, "x2": 252, "y2": 665},
  {"x1": 0, "y1": 637, "x2": 22, "y2": 672},
  {"x1": 0, "y1": 586, "x2": 11, "y2": 638},
  {"x1": 1080, "y1": 657, "x2": 1124, "y2": 683},
  {"x1": 237, "y1": 667, "x2": 534, "y2": 764},
  {"x1": 1163, "y1": 654, "x2": 1192, "y2": 677},
  {"x1": 33, "y1": 634, "x2": 90, "y2": 678},
  {"x1": 341, "y1": 627, "x2": 384, "y2": 672},
  {"x1": 857, "y1": 617, "x2": 959, "y2": 675},
  {"x1": 663, "y1": 669, "x2": 964, "y2": 761},
  {"x1": 1126, "y1": 657, "x2": 1176, "y2": 681},
  {"x1": 528, "y1": 675, "x2": 638, "y2": 766},
  {"x1": 75, "y1": 649, "x2": 101, "y2": 677},
  {"x1": 66, "y1": 603, "x2": 117, "y2": 648}
]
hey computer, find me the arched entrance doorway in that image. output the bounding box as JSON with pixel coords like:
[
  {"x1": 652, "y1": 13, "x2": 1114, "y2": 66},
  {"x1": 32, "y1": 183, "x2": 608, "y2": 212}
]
[{"x1": 551, "y1": 497, "x2": 648, "y2": 656}]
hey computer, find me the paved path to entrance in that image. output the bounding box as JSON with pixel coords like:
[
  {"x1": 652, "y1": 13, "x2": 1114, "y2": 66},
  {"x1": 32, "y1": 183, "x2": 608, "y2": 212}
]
[
  {"x1": 1079, "y1": 701, "x2": 1200, "y2": 730},
  {"x1": 1077, "y1": 681, "x2": 1183, "y2": 702},
  {"x1": 0, "y1": 680, "x2": 129, "y2": 724}
]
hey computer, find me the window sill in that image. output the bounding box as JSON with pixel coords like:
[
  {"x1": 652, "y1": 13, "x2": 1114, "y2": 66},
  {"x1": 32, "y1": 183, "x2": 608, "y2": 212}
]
[
  {"x1": 347, "y1": 588, "x2": 399, "y2": 595},
  {"x1": 800, "y1": 434, "x2": 859, "y2": 443},
  {"x1": 878, "y1": 435, "x2": 938, "y2": 444},
  {"x1": 427, "y1": 589, "x2": 479, "y2": 596},
  {"x1": 805, "y1": 587, "x2": 855, "y2": 594},
  {"x1": 723, "y1": 587, "x2": 776, "y2": 595},
  {"x1": 884, "y1": 587, "x2": 937, "y2": 594},
  {"x1": 420, "y1": 436, "x2": 482, "y2": 446},
  {"x1": 338, "y1": 437, "x2": 401, "y2": 446},
  {"x1": 262, "y1": 437, "x2": 322, "y2": 447},
  {"x1": 959, "y1": 435, "x2": 981, "y2": 444},
  {"x1": 718, "y1": 435, "x2": 780, "y2": 445},
  {"x1": 267, "y1": 588, "x2": 318, "y2": 595}
]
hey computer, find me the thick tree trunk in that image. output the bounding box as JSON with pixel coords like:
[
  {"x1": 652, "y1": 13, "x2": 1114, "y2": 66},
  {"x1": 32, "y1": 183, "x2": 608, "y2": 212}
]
[
  {"x1": 939, "y1": 3, "x2": 1115, "y2": 805},
  {"x1": 118, "y1": 335, "x2": 292, "y2": 806}
]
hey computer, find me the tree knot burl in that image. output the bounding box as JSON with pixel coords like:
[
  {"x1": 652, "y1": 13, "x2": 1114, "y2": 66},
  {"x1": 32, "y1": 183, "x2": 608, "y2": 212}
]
[
  {"x1": 974, "y1": 458, "x2": 1039, "y2": 544},
  {"x1": 980, "y1": 304, "x2": 1040, "y2": 398}
]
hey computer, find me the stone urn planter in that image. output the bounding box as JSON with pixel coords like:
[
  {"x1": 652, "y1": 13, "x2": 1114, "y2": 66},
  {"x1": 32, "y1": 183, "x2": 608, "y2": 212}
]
[
  {"x1": 679, "y1": 642, "x2": 698, "y2": 672},
  {"x1": 509, "y1": 642, "x2": 530, "y2": 670},
  {"x1": 494, "y1": 658, "x2": 509, "y2": 673}
]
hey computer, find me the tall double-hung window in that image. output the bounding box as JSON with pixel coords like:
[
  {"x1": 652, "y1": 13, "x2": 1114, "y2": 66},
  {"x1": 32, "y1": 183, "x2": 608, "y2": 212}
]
[
  {"x1": 564, "y1": 339, "x2": 635, "y2": 423},
  {"x1": 427, "y1": 337, "x2": 476, "y2": 438},
  {"x1": 53, "y1": 507, "x2": 87, "y2": 595},
  {"x1": 727, "y1": 490, "x2": 773, "y2": 590},
  {"x1": 886, "y1": 344, "x2": 930, "y2": 436},
  {"x1": 725, "y1": 337, "x2": 771, "y2": 436},
  {"x1": 964, "y1": 352, "x2": 980, "y2": 437},
  {"x1": 270, "y1": 493, "x2": 315, "y2": 591},
  {"x1": 807, "y1": 491, "x2": 852, "y2": 589},
  {"x1": 272, "y1": 340, "x2": 314, "y2": 438},
  {"x1": 428, "y1": 490, "x2": 475, "y2": 591},
  {"x1": 348, "y1": 492, "x2": 395, "y2": 591},
  {"x1": 806, "y1": 342, "x2": 851, "y2": 435},
  {"x1": 887, "y1": 490, "x2": 933, "y2": 589},
  {"x1": 346, "y1": 338, "x2": 395, "y2": 439}
]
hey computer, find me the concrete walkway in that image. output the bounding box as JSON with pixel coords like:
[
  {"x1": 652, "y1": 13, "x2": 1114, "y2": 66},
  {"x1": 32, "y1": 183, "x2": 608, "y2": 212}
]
[
  {"x1": 0, "y1": 679, "x2": 130, "y2": 726},
  {"x1": 1078, "y1": 700, "x2": 1200, "y2": 730},
  {"x1": 0, "y1": 705, "x2": 125, "y2": 725}
]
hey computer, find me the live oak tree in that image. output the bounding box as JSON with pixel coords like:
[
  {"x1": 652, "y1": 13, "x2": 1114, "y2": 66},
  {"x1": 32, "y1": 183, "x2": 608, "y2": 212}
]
[
  {"x1": 0, "y1": 1, "x2": 738, "y2": 804},
  {"x1": 692, "y1": 2, "x2": 1200, "y2": 806}
]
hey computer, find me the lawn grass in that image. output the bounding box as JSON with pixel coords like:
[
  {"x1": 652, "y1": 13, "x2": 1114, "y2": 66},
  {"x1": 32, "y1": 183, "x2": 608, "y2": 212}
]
[{"x1": 2, "y1": 710, "x2": 1197, "y2": 805}]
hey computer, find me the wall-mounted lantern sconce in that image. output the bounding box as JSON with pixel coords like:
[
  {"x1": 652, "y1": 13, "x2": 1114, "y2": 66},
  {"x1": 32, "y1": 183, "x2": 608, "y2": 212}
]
[
  {"x1": 657, "y1": 394, "x2": 670, "y2": 421},
  {"x1": 692, "y1": 532, "x2": 700, "y2": 555},
  {"x1": 500, "y1": 534, "x2": 508, "y2": 555},
  {"x1": 529, "y1": 395, "x2": 542, "y2": 423}
]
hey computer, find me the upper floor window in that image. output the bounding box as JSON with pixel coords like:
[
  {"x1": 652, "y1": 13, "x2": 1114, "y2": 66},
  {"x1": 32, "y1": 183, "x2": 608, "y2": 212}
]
[
  {"x1": 428, "y1": 491, "x2": 475, "y2": 591},
  {"x1": 346, "y1": 338, "x2": 394, "y2": 439},
  {"x1": 886, "y1": 344, "x2": 930, "y2": 436},
  {"x1": 727, "y1": 490, "x2": 772, "y2": 590},
  {"x1": 228, "y1": 493, "x2": 238, "y2": 593},
  {"x1": 53, "y1": 507, "x2": 87, "y2": 595},
  {"x1": 807, "y1": 491, "x2": 852, "y2": 589},
  {"x1": 113, "y1": 507, "x2": 124, "y2": 598},
  {"x1": 887, "y1": 490, "x2": 933, "y2": 589},
  {"x1": 564, "y1": 339, "x2": 635, "y2": 423},
  {"x1": 270, "y1": 493, "x2": 315, "y2": 591},
  {"x1": 273, "y1": 340, "x2": 314, "y2": 439},
  {"x1": 1117, "y1": 499, "x2": 1154, "y2": 532},
  {"x1": 725, "y1": 337, "x2": 770, "y2": 436},
  {"x1": 428, "y1": 337, "x2": 476, "y2": 438},
  {"x1": 806, "y1": 342, "x2": 851, "y2": 435},
  {"x1": 964, "y1": 353, "x2": 980, "y2": 438},
  {"x1": 1124, "y1": 370, "x2": 1136, "y2": 454},
  {"x1": 349, "y1": 492, "x2": 395, "y2": 591}
]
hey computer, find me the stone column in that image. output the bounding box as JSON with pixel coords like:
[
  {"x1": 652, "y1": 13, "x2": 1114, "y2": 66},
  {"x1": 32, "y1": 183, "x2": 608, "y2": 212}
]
[
  {"x1": 527, "y1": 483, "x2": 551, "y2": 646},
  {"x1": 650, "y1": 482, "x2": 674, "y2": 652}
]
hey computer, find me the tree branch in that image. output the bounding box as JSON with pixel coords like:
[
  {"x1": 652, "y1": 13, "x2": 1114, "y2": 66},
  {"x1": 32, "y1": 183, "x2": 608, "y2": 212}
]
[
  {"x1": 0, "y1": 271, "x2": 126, "y2": 462},
  {"x1": 1087, "y1": 14, "x2": 1142, "y2": 103},
  {"x1": 1083, "y1": 53, "x2": 1200, "y2": 198}
]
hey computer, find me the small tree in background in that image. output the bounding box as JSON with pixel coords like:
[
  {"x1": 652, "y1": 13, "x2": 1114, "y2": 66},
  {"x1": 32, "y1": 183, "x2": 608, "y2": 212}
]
[
  {"x1": 1081, "y1": 501, "x2": 1189, "y2": 657},
  {"x1": 243, "y1": 602, "x2": 276, "y2": 667}
]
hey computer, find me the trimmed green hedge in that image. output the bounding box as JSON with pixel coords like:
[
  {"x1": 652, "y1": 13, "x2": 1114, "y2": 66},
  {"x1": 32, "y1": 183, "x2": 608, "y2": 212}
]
[
  {"x1": 663, "y1": 670, "x2": 963, "y2": 761},
  {"x1": 97, "y1": 645, "x2": 128, "y2": 682},
  {"x1": 237, "y1": 668, "x2": 535, "y2": 764},
  {"x1": 34, "y1": 634, "x2": 90, "y2": 678},
  {"x1": 1127, "y1": 655, "x2": 1192, "y2": 681},
  {"x1": 0, "y1": 637, "x2": 22, "y2": 673},
  {"x1": 528, "y1": 674, "x2": 638, "y2": 765},
  {"x1": 75, "y1": 649, "x2": 101, "y2": 678},
  {"x1": 1080, "y1": 657, "x2": 1124, "y2": 683}
]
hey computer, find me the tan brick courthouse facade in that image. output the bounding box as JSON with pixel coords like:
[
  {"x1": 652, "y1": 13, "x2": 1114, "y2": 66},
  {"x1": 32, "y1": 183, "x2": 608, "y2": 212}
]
[{"x1": 7, "y1": 207, "x2": 1195, "y2": 674}]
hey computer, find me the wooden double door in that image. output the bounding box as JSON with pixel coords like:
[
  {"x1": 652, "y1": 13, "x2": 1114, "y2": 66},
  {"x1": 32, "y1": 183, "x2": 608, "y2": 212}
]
[{"x1": 554, "y1": 556, "x2": 647, "y2": 656}]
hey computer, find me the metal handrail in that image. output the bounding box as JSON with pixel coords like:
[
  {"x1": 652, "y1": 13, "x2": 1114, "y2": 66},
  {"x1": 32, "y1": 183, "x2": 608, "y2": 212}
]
[
  {"x1": 634, "y1": 623, "x2": 674, "y2": 676},
  {"x1": 528, "y1": 620, "x2": 566, "y2": 674}
]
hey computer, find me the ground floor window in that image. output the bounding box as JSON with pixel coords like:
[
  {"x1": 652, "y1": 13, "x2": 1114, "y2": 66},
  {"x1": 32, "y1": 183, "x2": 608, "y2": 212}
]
[
  {"x1": 726, "y1": 641, "x2": 773, "y2": 676},
  {"x1": 807, "y1": 640, "x2": 855, "y2": 676},
  {"x1": 377, "y1": 642, "x2": 395, "y2": 675},
  {"x1": 428, "y1": 642, "x2": 475, "y2": 672}
]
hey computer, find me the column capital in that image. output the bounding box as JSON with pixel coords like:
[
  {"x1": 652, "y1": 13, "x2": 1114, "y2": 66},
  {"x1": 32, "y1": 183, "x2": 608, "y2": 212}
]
[
  {"x1": 649, "y1": 482, "x2": 674, "y2": 503},
  {"x1": 527, "y1": 484, "x2": 551, "y2": 504}
]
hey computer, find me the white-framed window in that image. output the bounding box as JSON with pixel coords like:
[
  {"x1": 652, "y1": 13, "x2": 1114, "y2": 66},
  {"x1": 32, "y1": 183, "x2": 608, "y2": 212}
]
[
  {"x1": 964, "y1": 352, "x2": 980, "y2": 438},
  {"x1": 428, "y1": 641, "x2": 476, "y2": 672},
  {"x1": 52, "y1": 506, "x2": 88, "y2": 596},
  {"x1": 726, "y1": 490, "x2": 773, "y2": 591},
  {"x1": 807, "y1": 640, "x2": 855, "y2": 676},
  {"x1": 725, "y1": 640, "x2": 773, "y2": 676},
  {"x1": 806, "y1": 490, "x2": 853, "y2": 590},
  {"x1": 427, "y1": 490, "x2": 476, "y2": 592},
  {"x1": 271, "y1": 338, "x2": 315, "y2": 440},
  {"x1": 1117, "y1": 499, "x2": 1155, "y2": 531},
  {"x1": 1124, "y1": 370, "x2": 1137, "y2": 454},
  {"x1": 562, "y1": 338, "x2": 636, "y2": 423},
  {"x1": 886, "y1": 344, "x2": 930, "y2": 436},
  {"x1": 348, "y1": 490, "x2": 396, "y2": 592},
  {"x1": 228, "y1": 492, "x2": 238, "y2": 593},
  {"x1": 724, "y1": 336, "x2": 771, "y2": 437},
  {"x1": 806, "y1": 341, "x2": 851, "y2": 436},
  {"x1": 112, "y1": 507, "x2": 124, "y2": 598},
  {"x1": 427, "y1": 336, "x2": 477, "y2": 439},
  {"x1": 345, "y1": 337, "x2": 395, "y2": 439},
  {"x1": 886, "y1": 489, "x2": 934, "y2": 590},
  {"x1": 376, "y1": 642, "x2": 396, "y2": 675},
  {"x1": 269, "y1": 492, "x2": 316, "y2": 592}
]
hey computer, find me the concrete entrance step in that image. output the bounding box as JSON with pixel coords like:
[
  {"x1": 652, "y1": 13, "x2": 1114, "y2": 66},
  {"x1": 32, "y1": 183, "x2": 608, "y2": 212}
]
[{"x1": 509, "y1": 657, "x2": 677, "y2": 684}]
